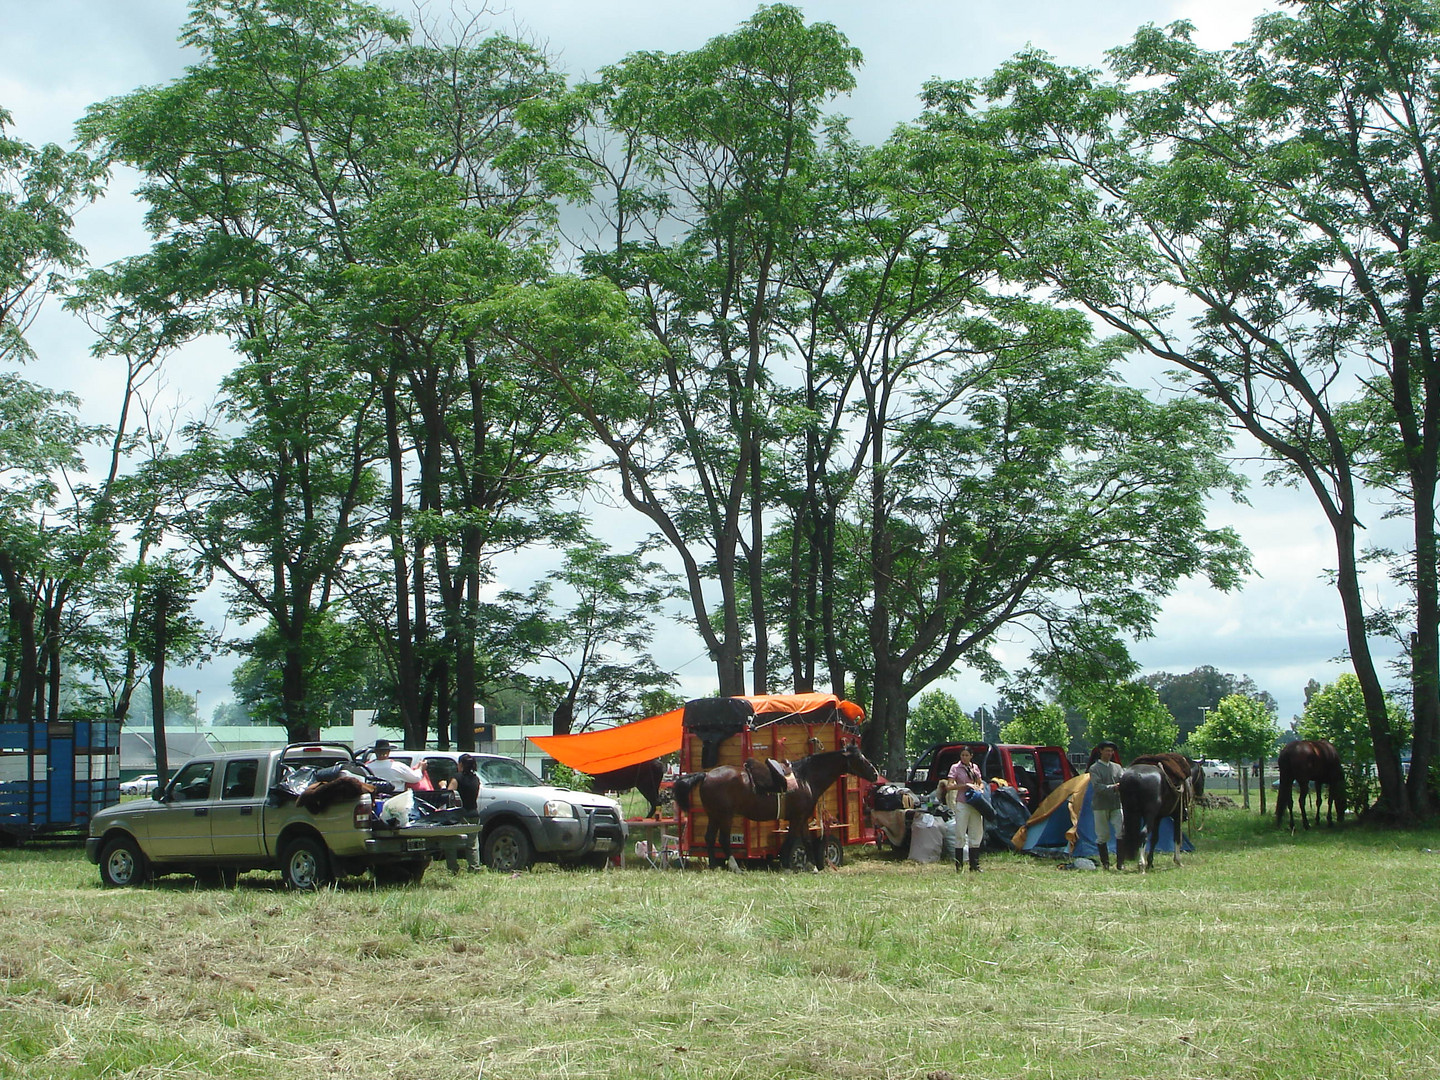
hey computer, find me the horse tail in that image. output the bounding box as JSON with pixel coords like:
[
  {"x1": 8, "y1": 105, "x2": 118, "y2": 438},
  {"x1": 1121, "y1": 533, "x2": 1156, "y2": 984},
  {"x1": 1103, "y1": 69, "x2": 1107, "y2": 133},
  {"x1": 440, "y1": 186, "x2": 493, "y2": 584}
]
[{"x1": 672, "y1": 772, "x2": 705, "y2": 813}]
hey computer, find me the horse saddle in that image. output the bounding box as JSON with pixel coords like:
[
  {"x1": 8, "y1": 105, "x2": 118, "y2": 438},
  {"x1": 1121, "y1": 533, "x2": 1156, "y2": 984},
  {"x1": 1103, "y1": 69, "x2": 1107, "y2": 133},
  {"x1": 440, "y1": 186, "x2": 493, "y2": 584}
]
[{"x1": 744, "y1": 758, "x2": 795, "y2": 796}]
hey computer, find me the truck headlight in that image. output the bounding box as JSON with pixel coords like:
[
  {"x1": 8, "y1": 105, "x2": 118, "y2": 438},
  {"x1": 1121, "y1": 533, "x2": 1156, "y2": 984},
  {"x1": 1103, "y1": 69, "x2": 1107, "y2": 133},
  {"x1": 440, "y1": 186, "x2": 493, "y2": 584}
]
[{"x1": 543, "y1": 799, "x2": 578, "y2": 819}]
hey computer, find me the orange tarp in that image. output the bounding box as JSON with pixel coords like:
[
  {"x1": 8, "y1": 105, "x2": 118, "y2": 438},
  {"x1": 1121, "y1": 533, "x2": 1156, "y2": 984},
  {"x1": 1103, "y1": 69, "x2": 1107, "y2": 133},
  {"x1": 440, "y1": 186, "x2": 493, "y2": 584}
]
[{"x1": 528, "y1": 692, "x2": 864, "y2": 775}]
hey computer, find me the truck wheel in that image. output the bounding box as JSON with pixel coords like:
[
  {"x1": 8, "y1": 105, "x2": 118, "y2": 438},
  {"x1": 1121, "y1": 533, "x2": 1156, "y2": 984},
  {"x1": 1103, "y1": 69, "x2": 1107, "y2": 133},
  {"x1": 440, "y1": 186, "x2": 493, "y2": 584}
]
[
  {"x1": 280, "y1": 836, "x2": 332, "y2": 890},
  {"x1": 100, "y1": 835, "x2": 148, "y2": 887},
  {"x1": 482, "y1": 824, "x2": 533, "y2": 872}
]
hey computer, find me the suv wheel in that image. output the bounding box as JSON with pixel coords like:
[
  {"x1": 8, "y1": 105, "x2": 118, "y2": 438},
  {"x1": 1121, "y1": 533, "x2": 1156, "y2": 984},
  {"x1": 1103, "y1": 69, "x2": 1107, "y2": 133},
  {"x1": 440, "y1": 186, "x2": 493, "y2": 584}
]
[{"x1": 482, "y1": 824, "x2": 533, "y2": 872}]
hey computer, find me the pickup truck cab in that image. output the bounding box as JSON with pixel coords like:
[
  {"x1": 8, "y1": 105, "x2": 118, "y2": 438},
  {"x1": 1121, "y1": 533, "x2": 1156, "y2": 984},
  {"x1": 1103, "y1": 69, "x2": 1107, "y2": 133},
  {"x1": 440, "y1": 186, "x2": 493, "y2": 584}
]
[
  {"x1": 357, "y1": 749, "x2": 628, "y2": 871},
  {"x1": 86, "y1": 743, "x2": 481, "y2": 889},
  {"x1": 907, "y1": 742, "x2": 1075, "y2": 811}
]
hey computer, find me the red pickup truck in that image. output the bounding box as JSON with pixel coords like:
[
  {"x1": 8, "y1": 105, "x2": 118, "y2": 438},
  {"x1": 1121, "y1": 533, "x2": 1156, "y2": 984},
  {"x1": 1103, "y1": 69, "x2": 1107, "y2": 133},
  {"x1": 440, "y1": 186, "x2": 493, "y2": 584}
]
[{"x1": 906, "y1": 742, "x2": 1074, "y2": 812}]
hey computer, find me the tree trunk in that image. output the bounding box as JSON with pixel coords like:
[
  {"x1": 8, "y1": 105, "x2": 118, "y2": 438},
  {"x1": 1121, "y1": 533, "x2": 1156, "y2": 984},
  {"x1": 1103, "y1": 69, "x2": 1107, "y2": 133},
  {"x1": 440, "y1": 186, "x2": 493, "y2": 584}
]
[
  {"x1": 1408, "y1": 476, "x2": 1439, "y2": 816},
  {"x1": 1333, "y1": 521, "x2": 1409, "y2": 817},
  {"x1": 0, "y1": 555, "x2": 38, "y2": 723},
  {"x1": 151, "y1": 593, "x2": 170, "y2": 783}
]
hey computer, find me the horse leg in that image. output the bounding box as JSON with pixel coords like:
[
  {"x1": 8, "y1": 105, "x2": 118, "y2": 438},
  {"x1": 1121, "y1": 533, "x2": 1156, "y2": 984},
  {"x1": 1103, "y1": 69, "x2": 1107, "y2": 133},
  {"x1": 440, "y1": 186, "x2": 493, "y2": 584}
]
[
  {"x1": 1171, "y1": 803, "x2": 1183, "y2": 867},
  {"x1": 718, "y1": 813, "x2": 741, "y2": 872},
  {"x1": 1300, "y1": 780, "x2": 1312, "y2": 830}
]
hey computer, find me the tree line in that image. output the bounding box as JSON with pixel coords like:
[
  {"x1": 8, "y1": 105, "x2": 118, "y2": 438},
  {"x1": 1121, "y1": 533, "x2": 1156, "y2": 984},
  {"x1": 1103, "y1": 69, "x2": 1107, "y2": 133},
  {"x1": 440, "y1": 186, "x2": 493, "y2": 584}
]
[{"x1": 1, "y1": 1, "x2": 1435, "y2": 816}]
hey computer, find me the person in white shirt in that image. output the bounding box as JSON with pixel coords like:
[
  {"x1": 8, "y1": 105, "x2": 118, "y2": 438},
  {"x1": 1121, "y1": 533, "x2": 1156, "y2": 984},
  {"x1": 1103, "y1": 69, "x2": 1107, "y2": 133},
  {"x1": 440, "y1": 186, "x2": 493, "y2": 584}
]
[{"x1": 365, "y1": 740, "x2": 423, "y2": 789}]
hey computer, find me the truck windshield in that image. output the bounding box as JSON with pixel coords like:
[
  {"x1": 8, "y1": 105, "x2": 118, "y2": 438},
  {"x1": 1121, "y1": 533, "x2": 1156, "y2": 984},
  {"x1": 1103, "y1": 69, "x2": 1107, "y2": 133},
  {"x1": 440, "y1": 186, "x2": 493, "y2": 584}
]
[{"x1": 476, "y1": 758, "x2": 543, "y2": 787}]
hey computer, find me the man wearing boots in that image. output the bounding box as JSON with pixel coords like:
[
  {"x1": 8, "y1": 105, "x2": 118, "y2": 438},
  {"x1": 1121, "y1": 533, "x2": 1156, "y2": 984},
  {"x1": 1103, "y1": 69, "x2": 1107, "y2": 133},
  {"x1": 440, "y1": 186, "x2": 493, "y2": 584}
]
[
  {"x1": 940, "y1": 745, "x2": 986, "y2": 872},
  {"x1": 1089, "y1": 741, "x2": 1123, "y2": 870}
]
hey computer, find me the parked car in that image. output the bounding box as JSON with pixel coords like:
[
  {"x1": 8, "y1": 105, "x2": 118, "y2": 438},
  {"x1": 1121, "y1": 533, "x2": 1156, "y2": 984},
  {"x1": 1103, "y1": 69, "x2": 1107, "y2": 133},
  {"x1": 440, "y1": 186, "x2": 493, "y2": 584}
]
[
  {"x1": 119, "y1": 774, "x2": 159, "y2": 796},
  {"x1": 356, "y1": 748, "x2": 627, "y2": 872},
  {"x1": 1201, "y1": 760, "x2": 1236, "y2": 779}
]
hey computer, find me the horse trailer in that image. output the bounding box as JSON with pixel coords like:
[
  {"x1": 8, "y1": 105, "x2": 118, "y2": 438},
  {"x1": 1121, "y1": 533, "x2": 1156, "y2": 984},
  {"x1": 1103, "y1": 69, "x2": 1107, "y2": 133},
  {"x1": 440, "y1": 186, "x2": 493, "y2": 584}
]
[
  {"x1": 1, "y1": 719, "x2": 120, "y2": 845},
  {"x1": 677, "y1": 696, "x2": 880, "y2": 868}
]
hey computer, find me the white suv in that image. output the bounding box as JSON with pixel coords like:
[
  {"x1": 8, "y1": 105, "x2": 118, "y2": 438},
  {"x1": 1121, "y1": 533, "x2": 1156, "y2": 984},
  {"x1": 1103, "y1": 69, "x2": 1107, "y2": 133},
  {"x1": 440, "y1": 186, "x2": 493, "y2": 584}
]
[
  {"x1": 1201, "y1": 759, "x2": 1236, "y2": 779},
  {"x1": 357, "y1": 749, "x2": 626, "y2": 871}
]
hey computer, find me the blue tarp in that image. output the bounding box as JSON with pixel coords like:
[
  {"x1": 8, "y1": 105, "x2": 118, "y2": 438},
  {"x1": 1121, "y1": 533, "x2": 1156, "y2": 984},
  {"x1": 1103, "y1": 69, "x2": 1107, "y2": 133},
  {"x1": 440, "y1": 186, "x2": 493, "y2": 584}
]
[{"x1": 1013, "y1": 773, "x2": 1193, "y2": 859}]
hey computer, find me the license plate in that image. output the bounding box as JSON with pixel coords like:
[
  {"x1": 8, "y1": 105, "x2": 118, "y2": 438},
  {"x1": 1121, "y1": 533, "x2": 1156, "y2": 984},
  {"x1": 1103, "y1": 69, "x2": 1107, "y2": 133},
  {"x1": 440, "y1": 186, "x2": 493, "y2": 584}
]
[
  {"x1": 405, "y1": 838, "x2": 429, "y2": 852},
  {"x1": 592, "y1": 838, "x2": 615, "y2": 852}
]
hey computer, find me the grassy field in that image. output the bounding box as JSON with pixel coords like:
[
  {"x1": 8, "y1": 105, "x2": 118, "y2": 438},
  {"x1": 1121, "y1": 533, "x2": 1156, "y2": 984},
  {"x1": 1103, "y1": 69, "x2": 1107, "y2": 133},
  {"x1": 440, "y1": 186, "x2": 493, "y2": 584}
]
[{"x1": 2, "y1": 807, "x2": 1437, "y2": 1080}]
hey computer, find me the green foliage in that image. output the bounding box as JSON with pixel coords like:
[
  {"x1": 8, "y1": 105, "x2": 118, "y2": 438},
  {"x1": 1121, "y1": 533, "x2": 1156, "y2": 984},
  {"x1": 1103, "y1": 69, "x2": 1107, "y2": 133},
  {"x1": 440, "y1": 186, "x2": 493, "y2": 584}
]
[
  {"x1": 1000, "y1": 701, "x2": 1070, "y2": 748},
  {"x1": 1142, "y1": 667, "x2": 1278, "y2": 742},
  {"x1": 0, "y1": 107, "x2": 105, "y2": 364},
  {"x1": 959, "y1": 0, "x2": 1440, "y2": 814},
  {"x1": 546, "y1": 762, "x2": 586, "y2": 790},
  {"x1": 1187, "y1": 693, "x2": 1279, "y2": 766},
  {"x1": 1298, "y1": 675, "x2": 1410, "y2": 809},
  {"x1": 905, "y1": 690, "x2": 980, "y2": 756},
  {"x1": 1080, "y1": 682, "x2": 1179, "y2": 761}
]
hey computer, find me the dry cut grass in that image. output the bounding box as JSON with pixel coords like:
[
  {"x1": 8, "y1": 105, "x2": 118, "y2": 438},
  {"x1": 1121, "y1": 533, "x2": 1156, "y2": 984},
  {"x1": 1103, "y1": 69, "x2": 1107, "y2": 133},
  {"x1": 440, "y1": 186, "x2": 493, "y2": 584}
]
[{"x1": 2, "y1": 808, "x2": 1438, "y2": 1080}]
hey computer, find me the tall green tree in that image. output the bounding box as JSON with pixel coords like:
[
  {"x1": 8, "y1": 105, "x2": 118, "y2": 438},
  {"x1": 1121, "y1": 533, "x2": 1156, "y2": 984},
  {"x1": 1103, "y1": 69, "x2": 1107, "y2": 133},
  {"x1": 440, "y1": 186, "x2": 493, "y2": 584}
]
[
  {"x1": 1188, "y1": 693, "x2": 1281, "y2": 809},
  {"x1": 1299, "y1": 673, "x2": 1410, "y2": 811},
  {"x1": 905, "y1": 689, "x2": 980, "y2": 757},
  {"x1": 1001, "y1": 701, "x2": 1071, "y2": 749},
  {"x1": 0, "y1": 376, "x2": 112, "y2": 721},
  {"x1": 81, "y1": 0, "x2": 587, "y2": 748},
  {"x1": 1143, "y1": 666, "x2": 1278, "y2": 742},
  {"x1": 502, "y1": 538, "x2": 678, "y2": 736},
  {"x1": 963, "y1": 0, "x2": 1440, "y2": 817},
  {"x1": 563, "y1": 5, "x2": 862, "y2": 697},
  {"x1": 1080, "y1": 682, "x2": 1181, "y2": 762}
]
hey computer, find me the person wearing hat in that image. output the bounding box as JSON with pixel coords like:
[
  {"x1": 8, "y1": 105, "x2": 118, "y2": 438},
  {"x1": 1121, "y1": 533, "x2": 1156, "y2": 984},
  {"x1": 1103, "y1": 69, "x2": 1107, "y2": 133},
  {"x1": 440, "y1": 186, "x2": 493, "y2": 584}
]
[
  {"x1": 366, "y1": 740, "x2": 424, "y2": 790},
  {"x1": 1088, "y1": 742, "x2": 1123, "y2": 870}
]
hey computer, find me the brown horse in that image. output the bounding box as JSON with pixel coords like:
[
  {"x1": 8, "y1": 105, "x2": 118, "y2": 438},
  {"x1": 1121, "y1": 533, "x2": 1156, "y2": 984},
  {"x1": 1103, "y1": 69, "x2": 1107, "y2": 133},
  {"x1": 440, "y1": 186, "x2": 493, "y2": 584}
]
[
  {"x1": 590, "y1": 758, "x2": 666, "y2": 818},
  {"x1": 671, "y1": 743, "x2": 879, "y2": 870},
  {"x1": 1276, "y1": 739, "x2": 1346, "y2": 831},
  {"x1": 1116, "y1": 763, "x2": 1192, "y2": 872}
]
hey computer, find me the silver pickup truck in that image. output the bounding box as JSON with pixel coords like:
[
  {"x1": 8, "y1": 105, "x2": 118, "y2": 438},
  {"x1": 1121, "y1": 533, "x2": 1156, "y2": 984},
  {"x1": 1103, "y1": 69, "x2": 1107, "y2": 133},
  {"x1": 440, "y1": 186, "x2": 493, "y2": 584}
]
[{"x1": 86, "y1": 743, "x2": 481, "y2": 889}]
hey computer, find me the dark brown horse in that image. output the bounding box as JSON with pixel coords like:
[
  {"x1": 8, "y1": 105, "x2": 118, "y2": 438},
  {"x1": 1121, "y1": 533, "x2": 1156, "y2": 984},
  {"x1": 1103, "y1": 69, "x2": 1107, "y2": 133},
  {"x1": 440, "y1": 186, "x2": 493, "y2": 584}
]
[
  {"x1": 589, "y1": 758, "x2": 666, "y2": 818},
  {"x1": 1116, "y1": 760, "x2": 1194, "y2": 872},
  {"x1": 672, "y1": 743, "x2": 879, "y2": 870},
  {"x1": 1276, "y1": 739, "x2": 1345, "y2": 831}
]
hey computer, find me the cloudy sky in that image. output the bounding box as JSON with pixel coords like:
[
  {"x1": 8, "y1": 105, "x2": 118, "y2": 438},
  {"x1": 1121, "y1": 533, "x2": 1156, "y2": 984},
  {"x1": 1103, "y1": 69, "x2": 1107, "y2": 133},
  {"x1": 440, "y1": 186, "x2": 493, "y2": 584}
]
[{"x1": 3, "y1": 0, "x2": 1400, "y2": 723}]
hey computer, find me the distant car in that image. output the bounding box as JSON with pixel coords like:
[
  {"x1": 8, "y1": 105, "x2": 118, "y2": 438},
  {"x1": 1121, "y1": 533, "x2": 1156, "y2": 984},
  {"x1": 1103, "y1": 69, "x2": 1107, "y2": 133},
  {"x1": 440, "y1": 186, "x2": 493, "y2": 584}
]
[
  {"x1": 1201, "y1": 760, "x2": 1236, "y2": 779},
  {"x1": 119, "y1": 774, "x2": 159, "y2": 796}
]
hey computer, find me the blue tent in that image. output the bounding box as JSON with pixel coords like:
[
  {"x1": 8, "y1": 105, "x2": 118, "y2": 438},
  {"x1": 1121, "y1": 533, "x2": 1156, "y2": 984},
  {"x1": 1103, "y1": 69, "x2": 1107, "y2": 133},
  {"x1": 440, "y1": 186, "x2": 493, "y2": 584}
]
[{"x1": 1012, "y1": 774, "x2": 1192, "y2": 859}]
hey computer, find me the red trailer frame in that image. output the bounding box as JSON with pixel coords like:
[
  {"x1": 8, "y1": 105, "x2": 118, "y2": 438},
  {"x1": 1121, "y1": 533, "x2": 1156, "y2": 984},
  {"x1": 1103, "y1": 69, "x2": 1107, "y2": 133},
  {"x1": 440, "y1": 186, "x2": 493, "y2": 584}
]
[{"x1": 678, "y1": 714, "x2": 879, "y2": 867}]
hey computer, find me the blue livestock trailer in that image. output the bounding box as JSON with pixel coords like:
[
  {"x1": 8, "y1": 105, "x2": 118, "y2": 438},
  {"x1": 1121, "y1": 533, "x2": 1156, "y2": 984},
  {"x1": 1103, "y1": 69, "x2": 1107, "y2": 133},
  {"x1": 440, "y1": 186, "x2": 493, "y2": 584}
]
[{"x1": 0, "y1": 720, "x2": 120, "y2": 845}]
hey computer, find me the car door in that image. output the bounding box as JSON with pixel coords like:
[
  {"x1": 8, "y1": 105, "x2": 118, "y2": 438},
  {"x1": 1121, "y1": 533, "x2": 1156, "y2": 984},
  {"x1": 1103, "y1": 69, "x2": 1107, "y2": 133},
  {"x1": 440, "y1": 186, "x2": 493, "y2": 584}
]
[
  {"x1": 209, "y1": 757, "x2": 265, "y2": 858},
  {"x1": 146, "y1": 759, "x2": 218, "y2": 859}
]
